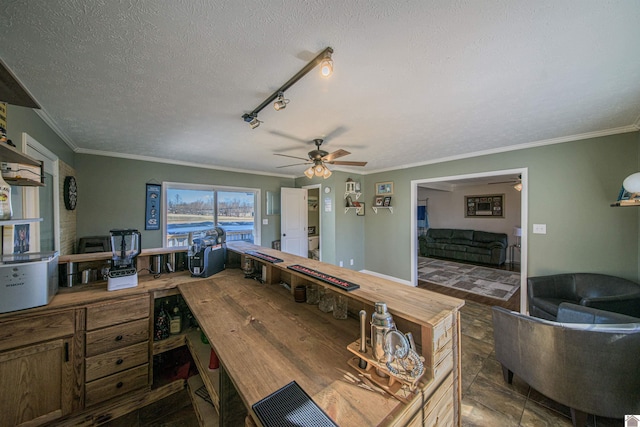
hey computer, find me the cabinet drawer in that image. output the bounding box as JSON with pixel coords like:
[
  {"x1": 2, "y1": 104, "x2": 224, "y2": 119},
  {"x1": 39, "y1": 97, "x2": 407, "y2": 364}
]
[
  {"x1": 85, "y1": 363, "x2": 149, "y2": 406},
  {"x1": 86, "y1": 295, "x2": 150, "y2": 331},
  {"x1": 85, "y1": 341, "x2": 149, "y2": 382},
  {"x1": 0, "y1": 310, "x2": 74, "y2": 352},
  {"x1": 86, "y1": 318, "x2": 149, "y2": 357}
]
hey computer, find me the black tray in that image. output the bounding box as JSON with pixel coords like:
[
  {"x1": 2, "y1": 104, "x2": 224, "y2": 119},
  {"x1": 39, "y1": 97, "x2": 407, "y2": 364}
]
[
  {"x1": 252, "y1": 381, "x2": 338, "y2": 427},
  {"x1": 287, "y1": 264, "x2": 360, "y2": 291},
  {"x1": 245, "y1": 250, "x2": 284, "y2": 263}
]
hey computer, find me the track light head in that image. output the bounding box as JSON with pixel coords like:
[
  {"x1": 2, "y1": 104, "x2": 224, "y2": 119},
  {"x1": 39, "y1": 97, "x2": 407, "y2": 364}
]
[
  {"x1": 273, "y1": 91, "x2": 290, "y2": 111},
  {"x1": 242, "y1": 113, "x2": 262, "y2": 129},
  {"x1": 320, "y1": 51, "x2": 333, "y2": 77}
]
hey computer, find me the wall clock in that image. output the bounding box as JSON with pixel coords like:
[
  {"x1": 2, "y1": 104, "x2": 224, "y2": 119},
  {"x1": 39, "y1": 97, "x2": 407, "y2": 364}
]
[
  {"x1": 324, "y1": 186, "x2": 331, "y2": 194},
  {"x1": 64, "y1": 176, "x2": 77, "y2": 210}
]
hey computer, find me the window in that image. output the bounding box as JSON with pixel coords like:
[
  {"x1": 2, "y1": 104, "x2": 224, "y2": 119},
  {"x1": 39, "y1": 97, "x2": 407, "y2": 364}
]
[{"x1": 163, "y1": 182, "x2": 260, "y2": 248}]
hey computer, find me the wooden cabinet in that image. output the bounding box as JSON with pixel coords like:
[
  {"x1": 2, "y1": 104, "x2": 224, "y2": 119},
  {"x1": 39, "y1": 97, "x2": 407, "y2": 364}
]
[
  {"x1": 84, "y1": 295, "x2": 151, "y2": 406},
  {"x1": 0, "y1": 309, "x2": 79, "y2": 426}
]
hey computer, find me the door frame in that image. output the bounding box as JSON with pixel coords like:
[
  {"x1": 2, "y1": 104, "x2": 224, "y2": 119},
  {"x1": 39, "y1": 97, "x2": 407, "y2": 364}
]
[
  {"x1": 301, "y1": 183, "x2": 321, "y2": 261},
  {"x1": 410, "y1": 168, "x2": 528, "y2": 313}
]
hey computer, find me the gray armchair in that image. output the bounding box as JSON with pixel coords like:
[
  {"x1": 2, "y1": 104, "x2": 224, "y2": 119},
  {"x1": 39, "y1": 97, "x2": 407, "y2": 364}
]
[
  {"x1": 492, "y1": 304, "x2": 640, "y2": 426},
  {"x1": 527, "y1": 273, "x2": 640, "y2": 320}
]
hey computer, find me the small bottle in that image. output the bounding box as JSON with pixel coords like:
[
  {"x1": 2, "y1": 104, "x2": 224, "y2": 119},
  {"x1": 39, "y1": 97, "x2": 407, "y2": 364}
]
[
  {"x1": 154, "y1": 301, "x2": 170, "y2": 341},
  {"x1": 170, "y1": 303, "x2": 182, "y2": 335},
  {"x1": 0, "y1": 173, "x2": 12, "y2": 220}
]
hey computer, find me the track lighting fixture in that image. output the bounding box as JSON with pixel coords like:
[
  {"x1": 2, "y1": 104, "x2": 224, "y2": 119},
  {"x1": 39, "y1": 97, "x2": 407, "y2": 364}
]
[
  {"x1": 320, "y1": 50, "x2": 333, "y2": 77},
  {"x1": 273, "y1": 92, "x2": 290, "y2": 111},
  {"x1": 241, "y1": 47, "x2": 333, "y2": 128},
  {"x1": 242, "y1": 113, "x2": 262, "y2": 129}
]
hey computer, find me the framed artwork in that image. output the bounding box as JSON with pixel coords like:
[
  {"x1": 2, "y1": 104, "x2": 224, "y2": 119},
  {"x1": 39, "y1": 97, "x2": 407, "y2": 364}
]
[
  {"x1": 465, "y1": 194, "x2": 504, "y2": 218},
  {"x1": 383, "y1": 196, "x2": 392, "y2": 207},
  {"x1": 375, "y1": 181, "x2": 394, "y2": 195},
  {"x1": 374, "y1": 196, "x2": 384, "y2": 207},
  {"x1": 308, "y1": 226, "x2": 316, "y2": 235},
  {"x1": 145, "y1": 183, "x2": 161, "y2": 230},
  {"x1": 357, "y1": 202, "x2": 365, "y2": 216},
  {"x1": 345, "y1": 195, "x2": 354, "y2": 207},
  {"x1": 13, "y1": 224, "x2": 30, "y2": 253}
]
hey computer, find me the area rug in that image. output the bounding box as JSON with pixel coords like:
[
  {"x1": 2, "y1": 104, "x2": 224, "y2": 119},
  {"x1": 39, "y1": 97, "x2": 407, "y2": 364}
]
[{"x1": 418, "y1": 257, "x2": 520, "y2": 301}]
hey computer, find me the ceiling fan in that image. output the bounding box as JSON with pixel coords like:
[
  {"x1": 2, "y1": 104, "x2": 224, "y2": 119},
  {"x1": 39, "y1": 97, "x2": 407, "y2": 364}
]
[
  {"x1": 490, "y1": 175, "x2": 522, "y2": 191},
  {"x1": 275, "y1": 138, "x2": 367, "y2": 179}
]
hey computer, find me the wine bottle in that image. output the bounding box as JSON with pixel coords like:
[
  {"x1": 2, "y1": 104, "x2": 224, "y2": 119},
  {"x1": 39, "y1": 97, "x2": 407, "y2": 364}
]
[
  {"x1": 170, "y1": 303, "x2": 182, "y2": 335},
  {"x1": 154, "y1": 301, "x2": 170, "y2": 341}
]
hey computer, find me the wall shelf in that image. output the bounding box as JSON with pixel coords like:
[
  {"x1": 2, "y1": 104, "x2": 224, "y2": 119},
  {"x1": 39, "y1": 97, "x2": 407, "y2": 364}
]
[
  {"x1": 372, "y1": 206, "x2": 393, "y2": 214},
  {"x1": 0, "y1": 143, "x2": 45, "y2": 186},
  {"x1": 344, "y1": 191, "x2": 361, "y2": 200},
  {"x1": 344, "y1": 206, "x2": 364, "y2": 214}
]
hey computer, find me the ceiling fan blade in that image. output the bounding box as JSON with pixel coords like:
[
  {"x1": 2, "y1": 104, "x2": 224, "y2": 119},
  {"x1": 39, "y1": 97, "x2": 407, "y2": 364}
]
[
  {"x1": 322, "y1": 149, "x2": 350, "y2": 162},
  {"x1": 268, "y1": 130, "x2": 307, "y2": 143},
  {"x1": 329, "y1": 160, "x2": 368, "y2": 167},
  {"x1": 274, "y1": 153, "x2": 310, "y2": 161},
  {"x1": 276, "y1": 162, "x2": 311, "y2": 168}
]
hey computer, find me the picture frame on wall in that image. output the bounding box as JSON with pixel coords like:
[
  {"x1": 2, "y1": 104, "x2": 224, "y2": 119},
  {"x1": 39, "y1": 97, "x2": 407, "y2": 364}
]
[
  {"x1": 357, "y1": 202, "x2": 365, "y2": 216},
  {"x1": 383, "y1": 196, "x2": 392, "y2": 207},
  {"x1": 374, "y1": 196, "x2": 384, "y2": 207},
  {"x1": 465, "y1": 194, "x2": 504, "y2": 218},
  {"x1": 375, "y1": 181, "x2": 393, "y2": 195}
]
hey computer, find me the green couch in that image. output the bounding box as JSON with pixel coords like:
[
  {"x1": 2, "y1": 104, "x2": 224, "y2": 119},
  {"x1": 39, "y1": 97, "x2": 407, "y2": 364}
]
[{"x1": 419, "y1": 228, "x2": 508, "y2": 266}]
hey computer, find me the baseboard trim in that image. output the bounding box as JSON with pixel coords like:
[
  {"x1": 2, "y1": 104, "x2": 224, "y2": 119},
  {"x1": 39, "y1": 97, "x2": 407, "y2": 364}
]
[{"x1": 360, "y1": 270, "x2": 414, "y2": 287}]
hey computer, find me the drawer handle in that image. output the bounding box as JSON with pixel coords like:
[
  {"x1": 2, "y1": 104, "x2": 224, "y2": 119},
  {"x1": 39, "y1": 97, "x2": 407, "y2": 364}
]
[
  {"x1": 116, "y1": 381, "x2": 124, "y2": 388},
  {"x1": 115, "y1": 335, "x2": 123, "y2": 341},
  {"x1": 116, "y1": 358, "x2": 124, "y2": 365}
]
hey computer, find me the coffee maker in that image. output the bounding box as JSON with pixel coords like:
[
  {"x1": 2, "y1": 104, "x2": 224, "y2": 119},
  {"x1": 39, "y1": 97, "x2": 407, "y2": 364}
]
[
  {"x1": 188, "y1": 227, "x2": 226, "y2": 278},
  {"x1": 107, "y1": 229, "x2": 141, "y2": 291}
]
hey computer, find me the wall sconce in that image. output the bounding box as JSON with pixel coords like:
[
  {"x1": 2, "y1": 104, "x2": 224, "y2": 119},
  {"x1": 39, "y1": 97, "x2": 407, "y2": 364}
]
[{"x1": 241, "y1": 47, "x2": 333, "y2": 128}]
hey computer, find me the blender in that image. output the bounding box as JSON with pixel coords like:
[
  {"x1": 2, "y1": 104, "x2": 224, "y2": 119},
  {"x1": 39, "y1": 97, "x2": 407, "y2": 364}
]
[{"x1": 107, "y1": 229, "x2": 141, "y2": 291}]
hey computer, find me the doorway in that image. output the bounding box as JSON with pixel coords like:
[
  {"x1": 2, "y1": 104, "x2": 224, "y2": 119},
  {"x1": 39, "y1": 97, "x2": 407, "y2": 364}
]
[
  {"x1": 410, "y1": 168, "x2": 528, "y2": 313},
  {"x1": 302, "y1": 184, "x2": 321, "y2": 261}
]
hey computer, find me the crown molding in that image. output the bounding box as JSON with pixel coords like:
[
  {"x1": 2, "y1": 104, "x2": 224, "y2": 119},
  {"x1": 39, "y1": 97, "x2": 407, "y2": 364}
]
[
  {"x1": 34, "y1": 109, "x2": 78, "y2": 150},
  {"x1": 75, "y1": 147, "x2": 296, "y2": 179}
]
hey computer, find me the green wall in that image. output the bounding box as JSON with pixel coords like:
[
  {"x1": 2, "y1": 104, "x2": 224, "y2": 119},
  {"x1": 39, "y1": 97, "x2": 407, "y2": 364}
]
[
  {"x1": 362, "y1": 132, "x2": 640, "y2": 282},
  {"x1": 75, "y1": 154, "x2": 294, "y2": 249},
  {"x1": 5, "y1": 103, "x2": 640, "y2": 282}
]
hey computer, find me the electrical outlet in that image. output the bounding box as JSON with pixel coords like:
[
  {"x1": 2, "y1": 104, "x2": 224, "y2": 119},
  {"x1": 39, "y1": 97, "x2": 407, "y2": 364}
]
[
  {"x1": 350, "y1": 259, "x2": 354, "y2": 266},
  {"x1": 262, "y1": 219, "x2": 268, "y2": 225},
  {"x1": 339, "y1": 261, "x2": 343, "y2": 267},
  {"x1": 533, "y1": 224, "x2": 547, "y2": 234}
]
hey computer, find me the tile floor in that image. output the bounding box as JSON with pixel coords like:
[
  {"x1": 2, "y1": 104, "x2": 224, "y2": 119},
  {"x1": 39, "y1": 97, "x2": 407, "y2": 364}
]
[{"x1": 460, "y1": 300, "x2": 622, "y2": 427}]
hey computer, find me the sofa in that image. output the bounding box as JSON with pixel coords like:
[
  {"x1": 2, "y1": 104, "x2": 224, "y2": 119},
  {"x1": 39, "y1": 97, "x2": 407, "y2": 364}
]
[
  {"x1": 527, "y1": 273, "x2": 640, "y2": 320},
  {"x1": 492, "y1": 304, "x2": 640, "y2": 426},
  {"x1": 418, "y1": 228, "x2": 507, "y2": 266}
]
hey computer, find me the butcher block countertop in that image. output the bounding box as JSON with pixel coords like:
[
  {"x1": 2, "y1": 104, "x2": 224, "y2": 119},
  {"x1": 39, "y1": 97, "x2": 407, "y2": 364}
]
[{"x1": 178, "y1": 242, "x2": 464, "y2": 426}]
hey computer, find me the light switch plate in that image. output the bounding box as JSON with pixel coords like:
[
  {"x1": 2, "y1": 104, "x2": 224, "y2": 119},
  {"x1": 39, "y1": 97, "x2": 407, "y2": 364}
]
[
  {"x1": 262, "y1": 219, "x2": 268, "y2": 225},
  {"x1": 533, "y1": 224, "x2": 547, "y2": 234}
]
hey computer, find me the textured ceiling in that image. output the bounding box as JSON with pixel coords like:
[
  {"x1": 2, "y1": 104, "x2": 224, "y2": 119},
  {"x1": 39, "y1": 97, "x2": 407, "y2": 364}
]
[{"x1": 1, "y1": 0, "x2": 639, "y2": 177}]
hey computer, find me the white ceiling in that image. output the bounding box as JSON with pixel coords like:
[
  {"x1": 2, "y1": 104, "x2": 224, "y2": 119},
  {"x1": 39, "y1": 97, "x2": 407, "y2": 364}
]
[{"x1": 1, "y1": 0, "x2": 639, "y2": 178}]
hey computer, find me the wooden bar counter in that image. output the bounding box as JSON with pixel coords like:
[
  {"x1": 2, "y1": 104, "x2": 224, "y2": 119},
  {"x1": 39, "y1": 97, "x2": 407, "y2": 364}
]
[{"x1": 179, "y1": 242, "x2": 464, "y2": 426}]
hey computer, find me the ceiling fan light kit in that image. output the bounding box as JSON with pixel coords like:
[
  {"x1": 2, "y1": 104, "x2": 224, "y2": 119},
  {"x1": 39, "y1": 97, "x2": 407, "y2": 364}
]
[
  {"x1": 275, "y1": 138, "x2": 365, "y2": 179},
  {"x1": 241, "y1": 47, "x2": 333, "y2": 128}
]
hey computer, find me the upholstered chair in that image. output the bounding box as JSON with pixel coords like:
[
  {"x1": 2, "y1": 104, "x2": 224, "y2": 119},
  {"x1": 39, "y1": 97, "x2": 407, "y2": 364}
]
[
  {"x1": 492, "y1": 304, "x2": 640, "y2": 427},
  {"x1": 527, "y1": 273, "x2": 640, "y2": 320}
]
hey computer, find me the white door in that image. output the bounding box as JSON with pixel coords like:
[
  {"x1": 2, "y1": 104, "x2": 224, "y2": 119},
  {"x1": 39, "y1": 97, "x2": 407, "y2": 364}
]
[{"x1": 281, "y1": 188, "x2": 308, "y2": 257}]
